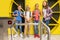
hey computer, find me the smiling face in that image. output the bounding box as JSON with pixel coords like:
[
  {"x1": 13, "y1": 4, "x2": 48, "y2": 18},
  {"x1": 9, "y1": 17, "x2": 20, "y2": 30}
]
[
  {"x1": 26, "y1": 6, "x2": 30, "y2": 11},
  {"x1": 35, "y1": 3, "x2": 39, "y2": 9},
  {"x1": 43, "y1": 1, "x2": 48, "y2": 7},
  {"x1": 17, "y1": 5, "x2": 22, "y2": 10}
]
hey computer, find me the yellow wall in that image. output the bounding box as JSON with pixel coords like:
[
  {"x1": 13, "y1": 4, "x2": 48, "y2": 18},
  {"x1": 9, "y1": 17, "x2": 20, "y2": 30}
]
[
  {"x1": 25, "y1": 0, "x2": 44, "y2": 11},
  {"x1": 0, "y1": 0, "x2": 12, "y2": 17},
  {"x1": 51, "y1": 16, "x2": 60, "y2": 34}
]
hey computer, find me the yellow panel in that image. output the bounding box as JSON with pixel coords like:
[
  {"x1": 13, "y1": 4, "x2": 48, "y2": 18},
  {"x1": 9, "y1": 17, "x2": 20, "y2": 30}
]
[
  {"x1": 0, "y1": 0, "x2": 12, "y2": 17},
  {"x1": 8, "y1": 27, "x2": 17, "y2": 35},
  {"x1": 8, "y1": 28, "x2": 11, "y2": 35},
  {"x1": 51, "y1": 0, "x2": 60, "y2": 34},
  {"x1": 51, "y1": 17, "x2": 60, "y2": 34}
]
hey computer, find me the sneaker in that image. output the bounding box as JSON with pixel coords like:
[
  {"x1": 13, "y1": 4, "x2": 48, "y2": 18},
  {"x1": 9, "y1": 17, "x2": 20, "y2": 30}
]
[
  {"x1": 34, "y1": 34, "x2": 37, "y2": 38},
  {"x1": 44, "y1": 34, "x2": 48, "y2": 38},
  {"x1": 14, "y1": 34, "x2": 18, "y2": 37},
  {"x1": 20, "y1": 33, "x2": 23, "y2": 38},
  {"x1": 27, "y1": 35, "x2": 29, "y2": 38},
  {"x1": 36, "y1": 34, "x2": 40, "y2": 38}
]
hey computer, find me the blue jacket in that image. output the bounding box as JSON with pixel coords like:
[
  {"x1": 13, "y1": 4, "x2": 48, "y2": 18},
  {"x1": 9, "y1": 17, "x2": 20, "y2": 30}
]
[{"x1": 13, "y1": 10, "x2": 22, "y2": 21}]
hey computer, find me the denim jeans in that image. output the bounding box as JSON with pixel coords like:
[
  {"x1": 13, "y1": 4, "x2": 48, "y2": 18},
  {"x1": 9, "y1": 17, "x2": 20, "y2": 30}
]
[
  {"x1": 16, "y1": 20, "x2": 22, "y2": 33},
  {"x1": 34, "y1": 20, "x2": 39, "y2": 34},
  {"x1": 43, "y1": 18, "x2": 50, "y2": 26}
]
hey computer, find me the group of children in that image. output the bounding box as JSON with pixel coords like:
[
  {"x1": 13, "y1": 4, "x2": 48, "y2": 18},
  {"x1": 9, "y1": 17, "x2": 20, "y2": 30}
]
[{"x1": 13, "y1": 1, "x2": 52, "y2": 38}]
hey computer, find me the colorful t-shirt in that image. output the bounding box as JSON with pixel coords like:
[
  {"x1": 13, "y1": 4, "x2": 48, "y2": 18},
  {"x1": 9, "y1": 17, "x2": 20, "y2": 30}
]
[
  {"x1": 43, "y1": 7, "x2": 52, "y2": 20},
  {"x1": 33, "y1": 10, "x2": 40, "y2": 21}
]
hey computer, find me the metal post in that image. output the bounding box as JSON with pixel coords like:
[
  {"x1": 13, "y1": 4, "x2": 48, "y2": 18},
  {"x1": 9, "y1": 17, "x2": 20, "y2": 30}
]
[
  {"x1": 41, "y1": 21, "x2": 50, "y2": 40},
  {"x1": 10, "y1": 22, "x2": 15, "y2": 40},
  {"x1": 40, "y1": 21, "x2": 42, "y2": 40},
  {"x1": 11, "y1": 27, "x2": 12, "y2": 40}
]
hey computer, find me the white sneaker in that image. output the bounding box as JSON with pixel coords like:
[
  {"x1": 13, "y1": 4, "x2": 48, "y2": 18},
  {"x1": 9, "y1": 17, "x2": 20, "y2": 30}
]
[
  {"x1": 20, "y1": 33, "x2": 23, "y2": 38},
  {"x1": 42, "y1": 34, "x2": 48, "y2": 40},
  {"x1": 14, "y1": 34, "x2": 18, "y2": 37}
]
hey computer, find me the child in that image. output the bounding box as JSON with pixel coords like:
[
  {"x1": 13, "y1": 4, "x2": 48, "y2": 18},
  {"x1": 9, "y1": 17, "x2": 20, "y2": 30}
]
[
  {"x1": 42, "y1": 1, "x2": 52, "y2": 26},
  {"x1": 24, "y1": 5, "x2": 32, "y2": 37},
  {"x1": 32, "y1": 3, "x2": 41, "y2": 38},
  {"x1": 13, "y1": 4, "x2": 23, "y2": 38}
]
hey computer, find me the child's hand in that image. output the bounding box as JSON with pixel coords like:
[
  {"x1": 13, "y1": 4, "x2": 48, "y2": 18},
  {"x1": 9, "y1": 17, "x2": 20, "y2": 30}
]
[
  {"x1": 15, "y1": 14, "x2": 18, "y2": 16},
  {"x1": 46, "y1": 13, "x2": 51, "y2": 17},
  {"x1": 33, "y1": 15, "x2": 36, "y2": 17},
  {"x1": 26, "y1": 19, "x2": 29, "y2": 22},
  {"x1": 44, "y1": 16, "x2": 47, "y2": 18},
  {"x1": 46, "y1": 14, "x2": 49, "y2": 17}
]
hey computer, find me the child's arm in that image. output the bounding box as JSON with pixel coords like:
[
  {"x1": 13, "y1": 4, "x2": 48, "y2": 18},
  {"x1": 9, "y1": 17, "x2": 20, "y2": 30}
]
[
  {"x1": 23, "y1": 12, "x2": 26, "y2": 19},
  {"x1": 32, "y1": 11, "x2": 36, "y2": 18},
  {"x1": 47, "y1": 8, "x2": 52, "y2": 17},
  {"x1": 20, "y1": 12, "x2": 24, "y2": 17},
  {"x1": 47, "y1": 13, "x2": 52, "y2": 17},
  {"x1": 13, "y1": 10, "x2": 18, "y2": 17}
]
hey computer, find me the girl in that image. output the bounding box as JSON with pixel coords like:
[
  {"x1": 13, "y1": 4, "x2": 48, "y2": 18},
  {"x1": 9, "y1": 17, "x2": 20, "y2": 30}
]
[
  {"x1": 42, "y1": 1, "x2": 52, "y2": 26},
  {"x1": 32, "y1": 3, "x2": 41, "y2": 38},
  {"x1": 13, "y1": 4, "x2": 23, "y2": 38},
  {"x1": 24, "y1": 5, "x2": 32, "y2": 37}
]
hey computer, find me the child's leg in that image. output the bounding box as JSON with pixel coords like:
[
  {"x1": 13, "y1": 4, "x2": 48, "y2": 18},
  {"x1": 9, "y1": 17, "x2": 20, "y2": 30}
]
[
  {"x1": 19, "y1": 21, "x2": 22, "y2": 33},
  {"x1": 45, "y1": 20, "x2": 50, "y2": 26},
  {"x1": 34, "y1": 25, "x2": 38, "y2": 34},
  {"x1": 19, "y1": 21, "x2": 24, "y2": 37},
  {"x1": 16, "y1": 25, "x2": 18, "y2": 31},
  {"x1": 15, "y1": 21, "x2": 18, "y2": 31},
  {"x1": 34, "y1": 20, "x2": 40, "y2": 38},
  {"x1": 27, "y1": 23, "x2": 30, "y2": 37},
  {"x1": 24, "y1": 20, "x2": 28, "y2": 37},
  {"x1": 34, "y1": 20, "x2": 39, "y2": 34},
  {"x1": 19, "y1": 26, "x2": 22, "y2": 33}
]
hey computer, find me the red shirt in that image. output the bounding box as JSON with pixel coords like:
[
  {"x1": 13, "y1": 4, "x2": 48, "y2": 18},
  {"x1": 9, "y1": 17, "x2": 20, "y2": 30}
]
[{"x1": 33, "y1": 10, "x2": 40, "y2": 21}]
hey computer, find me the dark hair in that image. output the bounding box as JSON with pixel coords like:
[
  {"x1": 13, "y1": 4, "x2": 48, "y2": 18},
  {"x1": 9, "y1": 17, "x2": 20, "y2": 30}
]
[
  {"x1": 42, "y1": 1, "x2": 48, "y2": 9},
  {"x1": 18, "y1": 4, "x2": 21, "y2": 7}
]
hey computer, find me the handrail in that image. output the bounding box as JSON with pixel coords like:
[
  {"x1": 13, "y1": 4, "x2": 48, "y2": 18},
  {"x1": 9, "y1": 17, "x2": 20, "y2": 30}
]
[
  {"x1": 16, "y1": 23, "x2": 39, "y2": 25},
  {"x1": 10, "y1": 21, "x2": 50, "y2": 40},
  {"x1": 11, "y1": 22, "x2": 18, "y2": 34},
  {"x1": 40, "y1": 21, "x2": 50, "y2": 40},
  {"x1": 10, "y1": 22, "x2": 18, "y2": 40},
  {"x1": 15, "y1": 21, "x2": 50, "y2": 40}
]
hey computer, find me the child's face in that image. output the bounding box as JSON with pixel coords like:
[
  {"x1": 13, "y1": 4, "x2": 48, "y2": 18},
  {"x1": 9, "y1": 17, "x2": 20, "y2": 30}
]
[
  {"x1": 35, "y1": 4, "x2": 39, "y2": 9},
  {"x1": 27, "y1": 7, "x2": 30, "y2": 11},
  {"x1": 43, "y1": 1, "x2": 47, "y2": 7},
  {"x1": 18, "y1": 6, "x2": 22, "y2": 10},
  {"x1": 26, "y1": 6, "x2": 30, "y2": 11}
]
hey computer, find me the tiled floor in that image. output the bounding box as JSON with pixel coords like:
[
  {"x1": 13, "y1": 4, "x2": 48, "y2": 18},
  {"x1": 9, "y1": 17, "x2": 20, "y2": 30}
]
[{"x1": 8, "y1": 34, "x2": 60, "y2": 40}]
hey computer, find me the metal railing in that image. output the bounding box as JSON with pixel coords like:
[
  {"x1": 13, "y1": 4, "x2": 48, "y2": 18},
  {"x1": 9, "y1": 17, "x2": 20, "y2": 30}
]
[
  {"x1": 9, "y1": 21, "x2": 50, "y2": 40},
  {"x1": 40, "y1": 21, "x2": 50, "y2": 40}
]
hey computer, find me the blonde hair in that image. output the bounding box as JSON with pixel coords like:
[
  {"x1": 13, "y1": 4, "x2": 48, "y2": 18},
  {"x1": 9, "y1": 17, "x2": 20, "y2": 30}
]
[{"x1": 25, "y1": 5, "x2": 30, "y2": 11}]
